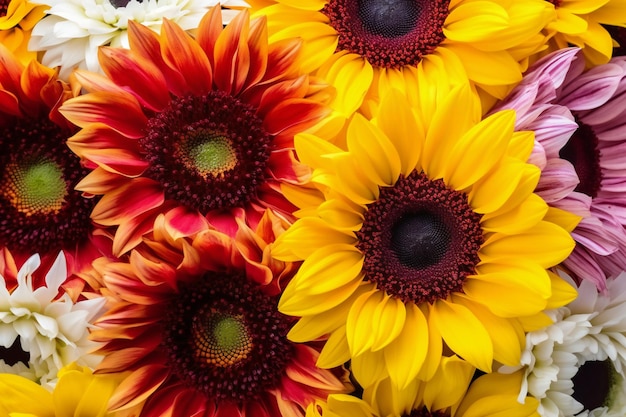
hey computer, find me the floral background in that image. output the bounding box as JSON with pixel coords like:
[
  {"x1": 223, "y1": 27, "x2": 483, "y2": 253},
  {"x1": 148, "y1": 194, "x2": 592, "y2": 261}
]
[{"x1": 0, "y1": 0, "x2": 626, "y2": 416}]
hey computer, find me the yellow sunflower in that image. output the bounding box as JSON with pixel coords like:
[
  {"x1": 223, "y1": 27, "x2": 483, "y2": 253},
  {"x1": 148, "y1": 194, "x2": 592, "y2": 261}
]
[
  {"x1": 0, "y1": 0, "x2": 46, "y2": 64},
  {"x1": 248, "y1": 0, "x2": 554, "y2": 131},
  {"x1": 271, "y1": 85, "x2": 579, "y2": 390},
  {"x1": 540, "y1": 0, "x2": 626, "y2": 66}
]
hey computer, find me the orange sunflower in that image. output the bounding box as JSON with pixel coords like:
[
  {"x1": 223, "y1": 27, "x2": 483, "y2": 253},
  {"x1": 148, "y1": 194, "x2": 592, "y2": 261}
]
[
  {"x1": 90, "y1": 209, "x2": 352, "y2": 417},
  {"x1": 0, "y1": 44, "x2": 107, "y2": 278},
  {"x1": 60, "y1": 6, "x2": 332, "y2": 256}
]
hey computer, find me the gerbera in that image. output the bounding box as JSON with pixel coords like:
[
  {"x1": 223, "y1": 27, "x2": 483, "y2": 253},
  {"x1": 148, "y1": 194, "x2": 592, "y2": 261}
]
[
  {"x1": 0, "y1": 362, "x2": 140, "y2": 417},
  {"x1": 0, "y1": 43, "x2": 106, "y2": 276},
  {"x1": 60, "y1": 6, "x2": 332, "y2": 256},
  {"x1": 538, "y1": 0, "x2": 626, "y2": 66},
  {"x1": 306, "y1": 369, "x2": 540, "y2": 417},
  {"x1": 271, "y1": 84, "x2": 578, "y2": 390},
  {"x1": 90, "y1": 209, "x2": 352, "y2": 416},
  {"x1": 0, "y1": 0, "x2": 46, "y2": 64},
  {"x1": 502, "y1": 271, "x2": 626, "y2": 417},
  {"x1": 27, "y1": 0, "x2": 250, "y2": 80},
  {"x1": 491, "y1": 47, "x2": 626, "y2": 291},
  {"x1": 0, "y1": 250, "x2": 105, "y2": 389},
  {"x1": 248, "y1": 0, "x2": 554, "y2": 127}
]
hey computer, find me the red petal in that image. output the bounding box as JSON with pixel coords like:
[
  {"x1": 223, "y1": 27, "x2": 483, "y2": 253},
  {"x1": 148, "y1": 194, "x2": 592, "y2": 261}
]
[
  {"x1": 213, "y1": 9, "x2": 249, "y2": 94},
  {"x1": 91, "y1": 177, "x2": 164, "y2": 226},
  {"x1": 108, "y1": 364, "x2": 169, "y2": 410}
]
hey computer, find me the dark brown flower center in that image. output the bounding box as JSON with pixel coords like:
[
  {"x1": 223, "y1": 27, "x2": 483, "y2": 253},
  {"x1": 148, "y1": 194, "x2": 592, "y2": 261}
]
[
  {"x1": 0, "y1": 118, "x2": 96, "y2": 254},
  {"x1": 141, "y1": 92, "x2": 272, "y2": 213},
  {"x1": 357, "y1": 171, "x2": 483, "y2": 304},
  {"x1": 605, "y1": 25, "x2": 626, "y2": 57},
  {"x1": 0, "y1": 0, "x2": 9, "y2": 18},
  {"x1": 162, "y1": 272, "x2": 294, "y2": 402},
  {"x1": 559, "y1": 119, "x2": 603, "y2": 198},
  {"x1": 572, "y1": 360, "x2": 615, "y2": 411},
  {"x1": 0, "y1": 337, "x2": 29, "y2": 367},
  {"x1": 322, "y1": 0, "x2": 450, "y2": 69}
]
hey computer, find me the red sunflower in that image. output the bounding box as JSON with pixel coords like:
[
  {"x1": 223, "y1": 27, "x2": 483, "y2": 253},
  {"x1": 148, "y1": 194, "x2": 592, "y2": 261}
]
[
  {"x1": 0, "y1": 43, "x2": 107, "y2": 282},
  {"x1": 60, "y1": 6, "x2": 332, "y2": 256},
  {"x1": 90, "y1": 209, "x2": 352, "y2": 417}
]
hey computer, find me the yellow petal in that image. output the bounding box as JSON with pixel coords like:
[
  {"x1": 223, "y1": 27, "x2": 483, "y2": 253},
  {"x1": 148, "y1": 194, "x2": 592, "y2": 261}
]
[
  {"x1": 545, "y1": 270, "x2": 578, "y2": 309},
  {"x1": 346, "y1": 289, "x2": 386, "y2": 356},
  {"x1": 319, "y1": 51, "x2": 373, "y2": 115},
  {"x1": 481, "y1": 193, "x2": 548, "y2": 234},
  {"x1": 444, "y1": 1, "x2": 508, "y2": 42},
  {"x1": 0, "y1": 374, "x2": 53, "y2": 417},
  {"x1": 422, "y1": 355, "x2": 475, "y2": 411},
  {"x1": 352, "y1": 350, "x2": 388, "y2": 388},
  {"x1": 317, "y1": 326, "x2": 352, "y2": 368},
  {"x1": 383, "y1": 302, "x2": 429, "y2": 389},
  {"x1": 431, "y1": 299, "x2": 493, "y2": 372}
]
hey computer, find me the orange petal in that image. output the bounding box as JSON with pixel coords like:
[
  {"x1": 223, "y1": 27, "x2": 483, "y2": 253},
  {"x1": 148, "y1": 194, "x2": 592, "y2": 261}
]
[{"x1": 108, "y1": 364, "x2": 169, "y2": 410}]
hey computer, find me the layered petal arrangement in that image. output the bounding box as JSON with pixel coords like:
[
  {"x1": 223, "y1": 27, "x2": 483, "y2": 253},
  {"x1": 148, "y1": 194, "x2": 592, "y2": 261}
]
[
  {"x1": 60, "y1": 6, "x2": 332, "y2": 256},
  {"x1": 271, "y1": 84, "x2": 578, "y2": 390},
  {"x1": 492, "y1": 47, "x2": 626, "y2": 291},
  {"x1": 0, "y1": 0, "x2": 46, "y2": 64},
  {"x1": 248, "y1": 0, "x2": 555, "y2": 124},
  {"x1": 90, "y1": 210, "x2": 352, "y2": 417},
  {"x1": 28, "y1": 0, "x2": 250, "y2": 79}
]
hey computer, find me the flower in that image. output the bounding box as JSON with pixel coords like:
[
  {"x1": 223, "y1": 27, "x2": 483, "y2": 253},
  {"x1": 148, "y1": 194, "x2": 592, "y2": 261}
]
[
  {"x1": 60, "y1": 6, "x2": 332, "y2": 256},
  {"x1": 0, "y1": 362, "x2": 140, "y2": 417},
  {"x1": 0, "y1": 44, "x2": 106, "y2": 279},
  {"x1": 0, "y1": 250, "x2": 105, "y2": 389},
  {"x1": 491, "y1": 47, "x2": 626, "y2": 291},
  {"x1": 27, "y1": 0, "x2": 250, "y2": 80},
  {"x1": 539, "y1": 0, "x2": 626, "y2": 66},
  {"x1": 0, "y1": 0, "x2": 46, "y2": 64},
  {"x1": 248, "y1": 0, "x2": 554, "y2": 127},
  {"x1": 271, "y1": 84, "x2": 578, "y2": 390},
  {"x1": 505, "y1": 271, "x2": 626, "y2": 417},
  {"x1": 306, "y1": 369, "x2": 540, "y2": 417},
  {"x1": 89, "y1": 209, "x2": 352, "y2": 416}
]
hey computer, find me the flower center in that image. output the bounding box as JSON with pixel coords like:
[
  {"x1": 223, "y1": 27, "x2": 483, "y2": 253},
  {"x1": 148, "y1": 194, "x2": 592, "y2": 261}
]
[
  {"x1": 182, "y1": 131, "x2": 238, "y2": 178},
  {"x1": 558, "y1": 119, "x2": 603, "y2": 198},
  {"x1": 0, "y1": 0, "x2": 9, "y2": 18},
  {"x1": 2, "y1": 158, "x2": 67, "y2": 217},
  {"x1": 109, "y1": 0, "x2": 142, "y2": 7},
  {"x1": 142, "y1": 92, "x2": 272, "y2": 213},
  {"x1": 162, "y1": 272, "x2": 294, "y2": 402},
  {"x1": 0, "y1": 118, "x2": 96, "y2": 254},
  {"x1": 0, "y1": 336, "x2": 29, "y2": 367},
  {"x1": 357, "y1": 171, "x2": 483, "y2": 304},
  {"x1": 322, "y1": 0, "x2": 450, "y2": 69},
  {"x1": 191, "y1": 311, "x2": 253, "y2": 368},
  {"x1": 572, "y1": 360, "x2": 615, "y2": 411},
  {"x1": 606, "y1": 25, "x2": 626, "y2": 57}
]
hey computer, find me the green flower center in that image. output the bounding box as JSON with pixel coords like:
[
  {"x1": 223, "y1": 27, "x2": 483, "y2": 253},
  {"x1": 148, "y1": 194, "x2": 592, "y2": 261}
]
[
  {"x1": 192, "y1": 310, "x2": 253, "y2": 368},
  {"x1": 184, "y1": 131, "x2": 238, "y2": 178},
  {"x1": 2, "y1": 158, "x2": 67, "y2": 216}
]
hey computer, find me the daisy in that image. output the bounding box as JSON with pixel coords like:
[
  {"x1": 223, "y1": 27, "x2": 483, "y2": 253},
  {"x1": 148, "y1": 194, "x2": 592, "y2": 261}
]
[
  {"x1": 306, "y1": 369, "x2": 540, "y2": 417},
  {"x1": 90, "y1": 209, "x2": 352, "y2": 416},
  {"x1": 506, "y1": 271, "x2": 626, "y2": 417},
  {"x1": 0, "y1": 44, "x2": 108, "y2": 277},
  {"x1": 491, "y1": 48, "x2": 626, "y2": 291},
  {"x1": 0, "y1": 362, "x2": 140, "y2": 417},
  {"x1": 271, "y1": 84, "x2": 578, "y2": 391},
  {"x1": 0, "y1": 250, "x2": 105, "y2": 389},
  {"x1": 28, "y1": 0, "x2": 250, "y2": 80},
  {"x1": 60, "y1": 6, "x2": 332, "y2": 256},
  {"x1": 0, "y1": 0, "x2": 46, "y2": 64},
  {"x1": 539, "y1": 0, "x2": 626, "y2": 66},
  {"x1": 247, "y1": 0, "x2": 555, "y2": 128}
]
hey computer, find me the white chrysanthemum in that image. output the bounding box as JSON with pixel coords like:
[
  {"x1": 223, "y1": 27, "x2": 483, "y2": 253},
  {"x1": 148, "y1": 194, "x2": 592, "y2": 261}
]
[
  {"x1": 508, "y1": 271, "x2": 626, "y2": 417},
  {"x1": 0, "y1": 252, "x2": 105, "y2": 390},
  {"x1": 28, "y1": 0, "x2": 250, "y2": 79}
]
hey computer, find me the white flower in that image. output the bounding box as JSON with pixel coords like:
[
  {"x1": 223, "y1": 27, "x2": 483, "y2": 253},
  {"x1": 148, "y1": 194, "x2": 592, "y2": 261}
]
[
  {"x1": 28, "y1": 0, "x2": 250, "y2": 79},
  {"x1": 0, "y1": 251, "x2": 105, "y2": 390},
  {"x1": 505, "y1": 271, "x2": 626, "y2": 417}
]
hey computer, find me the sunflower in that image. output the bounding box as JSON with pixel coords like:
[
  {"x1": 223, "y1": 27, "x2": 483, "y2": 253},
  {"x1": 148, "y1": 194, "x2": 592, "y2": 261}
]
[
  {"x1": 89, "y1": 209, "x2": 352, "y2": 417},
  {"x1": 27, "y1": 0, "x2": 249, "y2": 80},
  {"x1": 0, "y1": 44, "x2": 107, "y2": 276},
  {"x1": 0, "y1": 0, "x2": 46, "y2": 64},
  {"x1": 491, "y1": 48, "x2": 626, "y2": 292},
  {"x1": 538, "y1": 0, "x2": 626, "y2": 66},
  {"x1": 247, "y1": 0, "x2": 554, "y2": 127},
  {"x1": 60, "y1": 6, "x2": 332, "y2": 257},
  {"x1": 0, "y1": 250, "x2": 105, "y2": 389},
  {"x1": 502, "y1": 271, "x2": 626, "y2": 417},
  {"x1": 0, "y1": 362, "x2": 139, "y2": 417},
  {"x1": 306, "y1": 368, "x2": 540, "y2": 417},
  {"x1": 271, "y1": 84, "x2": 579, "y2": 390}
]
